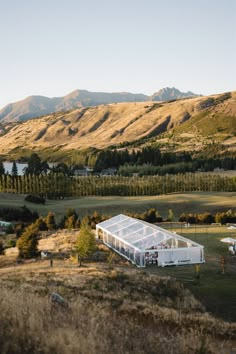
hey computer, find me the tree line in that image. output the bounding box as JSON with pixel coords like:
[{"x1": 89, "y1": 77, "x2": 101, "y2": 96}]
[
  {"x1": 0, "y1": 173, "x2": 235, "y2": 198},
  {"x1": 1, "y1": 149, "x2": 236, "y2": 177}
]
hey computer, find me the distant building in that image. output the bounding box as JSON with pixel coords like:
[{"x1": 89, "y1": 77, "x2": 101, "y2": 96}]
[
  {"x1": 100, "y1": 168, "x2": 117, "y2": 176},
  {"x1": 0, "y1": 221, "x2": 12, "y2": 229},
  {"x1": 213, "y1": 167, "x2": 224, "y2": 172},
  {"x1": 0, "y1": 220, "x2": 12, "y2": 234},
  {"x1": 74, "y1": 169, "x2": 89, "y2": 176}
]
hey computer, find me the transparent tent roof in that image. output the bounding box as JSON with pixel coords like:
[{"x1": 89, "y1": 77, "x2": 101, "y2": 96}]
[{"x1": 97, "y1": 214, "x2": 202, "y2": 252}]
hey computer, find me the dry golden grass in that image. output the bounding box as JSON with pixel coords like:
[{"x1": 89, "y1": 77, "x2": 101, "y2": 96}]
[
  {"x1": 0, "y1": 91, "x2": 235, "y2": 155},
  {"x1": 0, "y1": 259, "x2": 236, "y2": 354}
]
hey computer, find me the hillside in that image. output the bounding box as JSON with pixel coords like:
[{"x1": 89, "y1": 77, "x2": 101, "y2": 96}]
[
  {"x1": 0, "y1": 87, "x2": 199, "y2": 123},
  {"x1": 0, "y1": 91, "x2": 235, "y2": 159},
  {"x1": 0, "y1": 256, "x2": 236, "y2": 354}
]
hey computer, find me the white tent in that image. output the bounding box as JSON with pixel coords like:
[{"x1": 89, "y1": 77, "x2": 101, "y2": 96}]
[
  {"x1": 221, "y1": 237, "x2": 236, "y2": 244},
  {"x1": 96, "y1": 214, "x2": 204, "y2": 267}
]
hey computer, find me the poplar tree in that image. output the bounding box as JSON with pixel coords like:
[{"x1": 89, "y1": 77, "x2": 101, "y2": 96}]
[{"x1": 0, "y1": 161, "x2": 5, "y2": 176}]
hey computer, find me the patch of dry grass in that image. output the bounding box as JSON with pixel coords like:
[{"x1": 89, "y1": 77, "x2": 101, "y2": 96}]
[{"x1": 0, "y1": 261, "x2": 236, "y2": 353}]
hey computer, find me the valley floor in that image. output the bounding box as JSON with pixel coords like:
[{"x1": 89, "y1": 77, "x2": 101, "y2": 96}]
[{"x1": 1, "y1": 191, "x2": 236, "y2": 220}]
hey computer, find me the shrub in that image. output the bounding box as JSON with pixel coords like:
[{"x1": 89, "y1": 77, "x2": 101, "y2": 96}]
[
  {"x1": 17, "y1": 224, "x2": 39, "y2": 259},
  {"x1": 0, "y1": 240, "x2": 5, "y2": 255},
  {"x1": 25, "y1": 194, "x2": 46, "y2": 204},
  {"x1": 7, "y1": 239, "x2": 16, "y2": 248},
  {"x1": 75, "y1": 219, "x2": 96, "y2": 266}
]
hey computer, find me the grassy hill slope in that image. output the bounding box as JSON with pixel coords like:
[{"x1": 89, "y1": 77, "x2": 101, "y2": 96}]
[{"x1": 0, "y1": 91, "x2": 235, "y2": 159}]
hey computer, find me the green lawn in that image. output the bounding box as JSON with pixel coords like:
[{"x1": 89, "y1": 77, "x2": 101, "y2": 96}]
[
  {"x1": 149, "y1": 224, "x2": 236, "y2": 322},
  {"x1": 1, "y1": 192, "x2": 236, "y2": 220}
]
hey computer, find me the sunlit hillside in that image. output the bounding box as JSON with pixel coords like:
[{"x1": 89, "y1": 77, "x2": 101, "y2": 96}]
[{"x1": 0, "y1": 91, "x2": 235, "y2": 159}]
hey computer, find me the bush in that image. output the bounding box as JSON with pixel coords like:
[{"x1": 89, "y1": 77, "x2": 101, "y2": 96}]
[
  {"x1": 6, "y1": 239, "x2": 16, "y2": 248},
  {"x1": 0, "y1": 240, "x2": 5, "y2": 255},
  {"x1": 17, "y1": 223, "x2": 39, "y2": 259},
  {"x1": 0, "y1": 206, "x2": 38, "y2": 222},
  {"x1": 25, "y1": 194, "x2": 46, "y2": 204}
]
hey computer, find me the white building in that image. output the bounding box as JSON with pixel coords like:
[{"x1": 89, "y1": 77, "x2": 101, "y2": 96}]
[{"x1": 96, "y1": 214, "x2": 204, "y2": 267}]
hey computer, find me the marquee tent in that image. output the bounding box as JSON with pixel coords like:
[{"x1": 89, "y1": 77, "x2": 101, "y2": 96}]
[
  {"x1": 221, "y1": 237, "x2": 236, "y2": 244},
  {"x1": 96, "y1": 214, "x2": 204, "y2": 267}
]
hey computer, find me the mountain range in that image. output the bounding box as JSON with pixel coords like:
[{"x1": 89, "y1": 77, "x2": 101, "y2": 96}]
[
  {"x1": 0, "y1": 87, "x2": 199, "y2": 123},
  {"x1": 0, "y1": 91, "x2": 235, "y2": 160}
]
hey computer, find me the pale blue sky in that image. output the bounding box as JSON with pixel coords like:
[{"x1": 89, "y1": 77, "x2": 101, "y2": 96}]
[{"x1": 0, "y1": 0, "x2": 235, "y2": 108}]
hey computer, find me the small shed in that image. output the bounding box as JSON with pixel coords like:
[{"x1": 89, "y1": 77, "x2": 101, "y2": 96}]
[
  {"x1": 96, "y1": 214, "x2": 204, "y2": 267},
  {"x1": 0, "y1": 220, "x2": 12, "y2": 229}
]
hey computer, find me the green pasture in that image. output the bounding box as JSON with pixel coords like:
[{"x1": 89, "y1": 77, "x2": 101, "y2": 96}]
[
  {"x1": 151, "y1": 224, "x2": 236, "y2": 322},
  {"x1": 1, "y1": 192, "x2": 236, "y2": 221}
]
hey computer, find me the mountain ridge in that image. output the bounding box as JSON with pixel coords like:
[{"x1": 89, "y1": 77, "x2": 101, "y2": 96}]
[
  {"x1": 0, "y1": 91, "x2": 235, "y2": 160},
  {"x1": 0, "y1": 87, "x2": 200, "y2": 123}
]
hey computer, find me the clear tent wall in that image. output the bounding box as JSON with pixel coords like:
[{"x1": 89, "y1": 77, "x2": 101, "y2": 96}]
[{"x1": 96, "y1": 214, "x2": 204, "y2": 268}]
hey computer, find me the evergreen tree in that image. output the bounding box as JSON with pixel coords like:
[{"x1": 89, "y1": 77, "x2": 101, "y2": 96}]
[
  {"x1": 75, "y1": 219, "x2": 96, "y2": 266},
  {"x1": 167, "y1": 209, "x2": 175, "y2": 222},
  {"x1": 11, "y1": 161, "x2": 18, "y2": 176},
  {"x1": 0, "y1": 161, "x2": 5, "y2": 176},
  {"x1": 0, "y1": 240, "x2": 5, "y2": 255},
  {"x1": 24, "y1": 153, "x2": 43, "y2": 175},
  {"x1": 17, "y1": 224, "x2": 39, "y2": 258},
  {"x1": 35, "y1": 217, "x2": 48, "y2": 231},
  {"x1": 45, "y1": 211, "x2": 56, "y2": 230},
  {"x1": 65, "y1": 215, "x2": 76, "y2": 229}
]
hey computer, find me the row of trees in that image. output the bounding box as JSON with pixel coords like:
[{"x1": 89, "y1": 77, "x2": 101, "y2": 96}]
[
  {"x1": 2, "y1": 149, "x2": 236, "y2": 178},
  {"x1": 4, "y1": 206, "x2": 236, "y2": 260},
  {"x1": 179, "y1": 210, "x2": 236, "y2": 225},
  {"x1": 0, "y1": 173, "x2": 235, "y2": 197},
  {"x1": 118, "y1": 158, "x2": 236, "y2": 176}
]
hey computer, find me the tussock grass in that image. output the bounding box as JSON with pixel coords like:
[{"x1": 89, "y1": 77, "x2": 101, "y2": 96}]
[{"x1": 0, "y1": 262, "x2": 236, "y2": 353}]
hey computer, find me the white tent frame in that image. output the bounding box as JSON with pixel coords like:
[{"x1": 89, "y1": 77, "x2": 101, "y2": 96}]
[{"x1": 96, "y1": 214, "x2": 204, "y2": 267}]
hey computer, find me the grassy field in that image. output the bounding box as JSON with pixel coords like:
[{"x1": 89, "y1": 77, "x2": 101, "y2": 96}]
[
  {"x1": 152, "y1": 224, "x2": 236, "y2": 322},
  {"x1": 1, "y1": 192, "x2": 236, "y2": 323},
  {"x1": 1, "y1": 191, "x2": 236, "y2": 220}
]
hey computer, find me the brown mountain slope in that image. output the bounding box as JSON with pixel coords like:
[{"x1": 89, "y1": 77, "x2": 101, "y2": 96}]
[{"x1": 0, "y1": 92, "x2": 235, "y2": 158}]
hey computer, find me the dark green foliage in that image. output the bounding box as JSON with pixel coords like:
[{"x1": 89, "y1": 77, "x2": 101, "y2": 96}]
[
  {"x1": 51, "y1": 162, "x2": 73, "y2": 176},
  {"x1": 179, "y1": 212, "x2": 215, "y2": 224},
  {"x1": 34, "y1": 217, "x2": 48, "y2": 231},
  {"x1": 7, "y1": 239, "x2": 16, "y2": 248},
  {"x1": 128, "y1": 208, "x2": 163, "y2": 223},
  {"x1": 11, "y1": 161, "x2": 18, "y2": 176},
  {"x1": 61, "y1": 208, "x2": 80, "y2": 229},
  {"x1": 24, "y1": 153, "x2": 49, "y2": 175},
  {"x1": 0, "y1": 206, "x2": 38, "y2": 222},
  {"x1": 5, "y1": 224, "x2": 14, "y2": 234},
  {"x1": 25, "y1": 194, "x2": 45, "y2": 204},
  {"x1": 0, "y1": 240, "x2": 5, "y2": 255},
  {"x1": 215, "y1": 210, "x2": 236, "y2": 224},
  {"x1": 167, "y1": 209, "x2": 174, "y2": 222},
  {"x1": 0, "y1": 173, "x2": 236, "y2": 198},
  {"x1": 17, "y1": 224, "x2": 39, "y2": 258},
  {"x1": 14, "y1": 223, "x2": 25, "y2": 238},
  {"x1": 0, "y1": 161, "x2": 5, "y2": 176}
]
